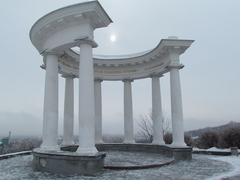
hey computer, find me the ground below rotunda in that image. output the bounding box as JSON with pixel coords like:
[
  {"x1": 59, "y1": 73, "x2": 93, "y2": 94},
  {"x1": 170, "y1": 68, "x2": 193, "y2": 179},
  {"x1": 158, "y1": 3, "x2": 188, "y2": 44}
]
[{"x1": 0, "y1": 152, "x2": 235, "y2": 180}]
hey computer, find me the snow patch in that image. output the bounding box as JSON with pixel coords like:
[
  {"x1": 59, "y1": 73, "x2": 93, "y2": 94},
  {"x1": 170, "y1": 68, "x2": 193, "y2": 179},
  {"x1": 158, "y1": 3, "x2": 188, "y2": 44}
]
[
  {"x1": 193, "y1": 147, "x2": 231, "y2": 152},
  {"x1": 207, "y1": 156, "x2": 240, "y2": 180}
]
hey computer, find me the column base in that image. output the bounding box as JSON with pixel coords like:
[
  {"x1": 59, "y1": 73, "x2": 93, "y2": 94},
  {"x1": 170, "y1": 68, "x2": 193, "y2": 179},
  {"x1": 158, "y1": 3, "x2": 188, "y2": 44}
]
[
  {"x1": 170, "y1": 142, "x2": 187, "y2": 148},
  {"x1": 123, "y1": 140, "x2": 135, "y2": 144},
  {"x1": 95, "y1": 140, "x2": 104, "y2": 144},
  {"x1": 172, "y1": 147, "x2": 192, "y2": 161},
  {"x1": 61, "y1": 145, "x2": 79, "y2": 152},
  {"x1": 40, "y1": 145, "x2": 59, "y2": 151},
  {"x1": 61, "y1": 141, "x2": 75, "y2": 147},
  {"x1": 152, "y1": 141, "x2": 165, "y2": 145},
  {"x1": 32, "y1": 148, "x2": 106, "y2": 176},
  {"x1": 77, "y1": 146, "x2": 98, "y2": 155}
]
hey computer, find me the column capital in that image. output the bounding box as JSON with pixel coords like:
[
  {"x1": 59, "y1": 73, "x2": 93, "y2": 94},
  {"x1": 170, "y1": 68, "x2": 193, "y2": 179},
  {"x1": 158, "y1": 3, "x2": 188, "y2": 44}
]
[
  {"x1": 167, "y1": 64, "x2": 184, "y2": 70},
  {"x1": 168, "y1": 48, "x2": 181, "y2": 66},
  {"x1": 167, "y1": 46, "x2": 182, "y2": 55},
  {"x1": 94, "y1": 78, "x2": 103, "y2": 83},
  {"x1": 41, "y1": 49, "x2": 61, "y2": 57},
  {"x1": 40, "y1": 64, "x2": 46, "y2": 70},
  {"x1": 62, "y1": 73, "x2": 76, "y2": 79},
  {"x1": 123, "y1": 79, "x2": 134, "y2": 83},
  {"x1": 150, "y1": 73, "x2": 164, "y2": 78},
  {"x1": 75, "y1": 37, "x2": 98, "y2": 48},
  {"x1": 42, "y1": 53, "x2": 60, "y2": 71}
]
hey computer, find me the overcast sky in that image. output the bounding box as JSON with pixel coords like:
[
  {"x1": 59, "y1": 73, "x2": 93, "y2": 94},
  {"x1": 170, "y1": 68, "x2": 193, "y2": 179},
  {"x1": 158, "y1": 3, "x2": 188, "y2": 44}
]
[{"x1": 0, "y1": 0, "x2": 239, "y2": 137}]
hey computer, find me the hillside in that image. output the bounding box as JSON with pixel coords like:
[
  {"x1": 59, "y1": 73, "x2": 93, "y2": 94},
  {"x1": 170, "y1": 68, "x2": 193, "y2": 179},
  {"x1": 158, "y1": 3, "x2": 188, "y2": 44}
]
[{"x1": 186, "y1": 121, "x2": 240, "y2": 137}]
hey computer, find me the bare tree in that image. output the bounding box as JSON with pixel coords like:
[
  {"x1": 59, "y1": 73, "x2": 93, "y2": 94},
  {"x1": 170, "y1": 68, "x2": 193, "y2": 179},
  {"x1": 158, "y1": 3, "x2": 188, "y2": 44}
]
[
  {"x1": 137, "y1": 111, "x2": 170, "y2": 143},
  {"x1": 138, "y1": 114, "x2": 153, "y2": 142}
]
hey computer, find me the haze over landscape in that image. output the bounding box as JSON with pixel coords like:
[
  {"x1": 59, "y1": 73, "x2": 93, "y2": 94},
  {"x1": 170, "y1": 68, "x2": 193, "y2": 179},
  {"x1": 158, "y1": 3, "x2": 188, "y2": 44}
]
[{"x1": 0, "y1": 0, "x2": 240, "y2": 136}]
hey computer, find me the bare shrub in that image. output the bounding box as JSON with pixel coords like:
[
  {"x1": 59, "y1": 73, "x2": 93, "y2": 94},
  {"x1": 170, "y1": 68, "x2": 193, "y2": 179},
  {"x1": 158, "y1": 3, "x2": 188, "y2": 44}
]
[
  {"x1": 137, "y1": 112, "x2": 170, "y2": 143},
  {"x1": 221, "y1": 128, "x2": 240, "y2": 148},
  {"x1": 184, "y1": 135, "x2": 193, "y2": 146},
  {"x1": 164, "y1": 132, "x2": 172, "y2": 144},
  {"x1": 198, "y1": 131, "x2": 219, "y2": 149},
  {"x1": 138, "y1": 114, "x2": 153, "y2": 143}
]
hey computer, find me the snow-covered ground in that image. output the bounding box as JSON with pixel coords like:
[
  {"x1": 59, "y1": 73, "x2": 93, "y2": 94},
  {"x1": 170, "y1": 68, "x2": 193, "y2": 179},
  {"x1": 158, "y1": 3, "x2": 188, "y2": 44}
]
[
  {"x1": 193, "y1": 147, "x2": 231, "y2": 152},
  {"x1": 207, "y1": 155, "x2": 240, "y2": 180},
  {"x1": 0, "y1": 152, "x2": 238, "y2": 180}
]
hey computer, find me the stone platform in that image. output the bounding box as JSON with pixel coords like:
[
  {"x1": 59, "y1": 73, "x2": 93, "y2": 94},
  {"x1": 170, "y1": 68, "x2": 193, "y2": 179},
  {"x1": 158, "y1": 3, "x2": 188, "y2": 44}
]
[
  {"x1": 61, "y1": 143, "x2": 192, "y2": 161},
  {"x1": 103, "y1": 151, "x2": 173, "y2": 170},
  {"x1": 32, "y1": 148, "x2": 106, "y2": 176},
  {"x1": 32, "y1": 144, "x2": 191, "y2": 175}
]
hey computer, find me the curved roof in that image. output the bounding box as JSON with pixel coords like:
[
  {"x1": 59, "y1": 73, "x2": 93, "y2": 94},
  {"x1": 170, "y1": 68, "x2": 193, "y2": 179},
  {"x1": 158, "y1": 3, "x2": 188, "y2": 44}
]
[
  {"x1": 30, "y1": 1, "x2": 112, "y2": 54},
  {"x1": 58, "y1": 38, "x2": 194, "y2": 81},
  {"x1": 29, "y1": 1, "x2": 194, "y2": 81},
  {"x1": 82, "y1": 50, "x2": 152, "y2": 60}
]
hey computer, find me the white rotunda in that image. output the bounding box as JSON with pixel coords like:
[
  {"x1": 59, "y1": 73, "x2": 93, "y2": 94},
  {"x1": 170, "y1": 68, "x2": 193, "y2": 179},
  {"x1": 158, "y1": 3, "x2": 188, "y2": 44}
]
[{"x1": 30, "y1": 1, "x2": 194, "y2": 175}]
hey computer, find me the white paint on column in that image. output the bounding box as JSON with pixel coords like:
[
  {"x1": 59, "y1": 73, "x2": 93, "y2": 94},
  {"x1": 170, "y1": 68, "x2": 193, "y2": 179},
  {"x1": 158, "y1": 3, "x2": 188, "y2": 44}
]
[
  {"x1": 94, "y1": 79, "x2": 103, "y2": 144},
  {"x1": 41, "y1": 53, "x2": 59, "y2": 150},
  {"x1": 170, "y1": 67, "x2": 186, "y2": 147},
  {"x1": 152, "y1": 76, "x2": 165, "y2": 145},
  {"x1": 123, "y1": 80, "x2": 134, "y2": 143},
  {"x1": 78, "y1": 42, "x2": 98, "y2": 154},
  {"x1": 62, "y1": 76, "x2": 75, "y2": 146}
]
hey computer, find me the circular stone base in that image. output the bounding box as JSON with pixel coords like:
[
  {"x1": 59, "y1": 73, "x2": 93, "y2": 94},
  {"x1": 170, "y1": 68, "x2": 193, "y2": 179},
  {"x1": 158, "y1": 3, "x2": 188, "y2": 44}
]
[
  {"x1": 172, "y1": 147, "x2": 192, "y2": 161},
  {"x1": 0, "y1": 154, "x2": 233, "y2": 179},
  {"x1": 61, "y1": 143, "x2": 193, "y2": 162},
  {"x1": 104, "y1": 151, "x2": 173, "y2": 170},
  {"x1": 32, "y1": 148, "x2": 106, "y2": 176}
]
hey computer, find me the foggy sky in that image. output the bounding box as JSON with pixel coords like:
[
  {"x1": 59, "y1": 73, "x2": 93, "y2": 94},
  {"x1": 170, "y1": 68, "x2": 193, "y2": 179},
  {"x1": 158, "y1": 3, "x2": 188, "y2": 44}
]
[{"x1": 0, "y1": 0, "x2": 240, "y2": 137}]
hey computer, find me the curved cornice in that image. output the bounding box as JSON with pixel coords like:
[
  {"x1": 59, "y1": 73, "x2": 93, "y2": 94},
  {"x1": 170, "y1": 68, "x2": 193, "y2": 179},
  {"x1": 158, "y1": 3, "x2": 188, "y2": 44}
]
[
  {"x1": 58, "y1": 38, "x2": 194, "y2": 81},
  {"x1": 30, "y1": 1, "x2": 112, "y2": 53},
  {"x1": 30, "y1": 2, "x2": 194, "y2": 81}
]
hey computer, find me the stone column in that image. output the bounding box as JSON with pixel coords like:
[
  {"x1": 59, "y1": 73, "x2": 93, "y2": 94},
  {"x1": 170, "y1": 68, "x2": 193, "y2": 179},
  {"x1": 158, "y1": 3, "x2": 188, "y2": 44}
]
[
  {"x1": 94, "y1": 79, "x2": 103, "y2": 144},
  {"x1": 77, "y1": 39, "x2": 98, "y2": 154},
  {"x1": 151, "y1": 75, "x2": 165, "y2": 145},
  {"x1": 123, "y1": 79, "x2": 134, "y2": 143},
  {"x1": 41, "y1": 52, "x2": 59, "y2": 150},
  {"x1": 62, "y1": 74, "x2": 75, "y2": 146},
  {"x1": 169, "y1": 51, "x2": 186, "y2": 147}
]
